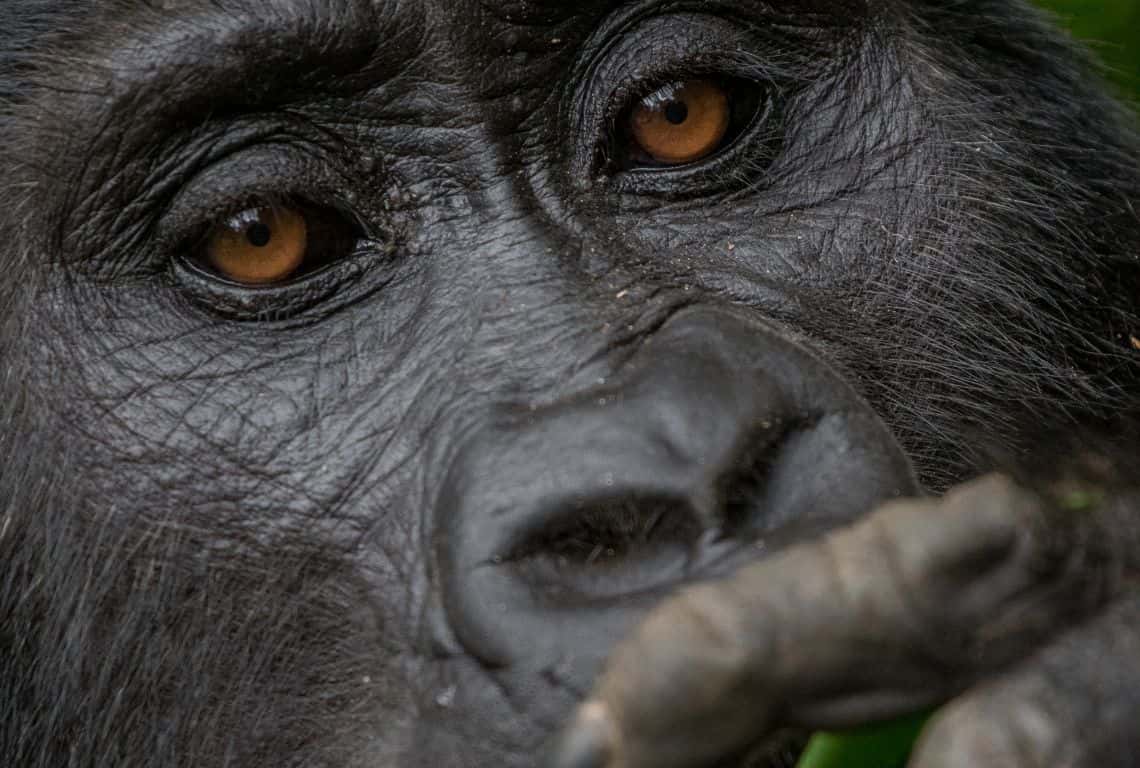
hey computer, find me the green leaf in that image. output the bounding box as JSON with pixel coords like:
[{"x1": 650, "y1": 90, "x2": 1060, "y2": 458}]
[
  {"x1": 1058, "y1": 487, "x2": 1105, "y2": 512},
  {"x1": 795, "y1": 711, "x2": 933, "y2": 768}
]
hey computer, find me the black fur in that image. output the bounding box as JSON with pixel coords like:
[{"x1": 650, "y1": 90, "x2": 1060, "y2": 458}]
[{"x1": 0, "y1": 1, "x2": 1137, "y2": 766}]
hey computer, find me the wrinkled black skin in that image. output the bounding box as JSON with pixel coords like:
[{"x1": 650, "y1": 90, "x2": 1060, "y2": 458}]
[{"x1": 0, "y1": 1, "x2": 1137, "y2": 767}]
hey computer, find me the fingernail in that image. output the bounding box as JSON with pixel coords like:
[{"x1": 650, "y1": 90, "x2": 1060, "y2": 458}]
[{"x1": 542, "y1": 701, "x2": 617, "y2": 768}]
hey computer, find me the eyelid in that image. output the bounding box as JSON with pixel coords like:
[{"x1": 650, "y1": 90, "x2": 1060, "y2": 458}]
[
  {"x1": 596, "y1": 17, "x2": 751, "y2": 115},
  {"x1": 157, "y1": 143, "x2": 366, "y2": 256}
]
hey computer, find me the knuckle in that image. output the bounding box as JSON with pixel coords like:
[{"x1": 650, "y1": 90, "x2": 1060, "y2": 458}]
[{"x1": 912, "y1": 692, "x2": 1065, "y2": 768}]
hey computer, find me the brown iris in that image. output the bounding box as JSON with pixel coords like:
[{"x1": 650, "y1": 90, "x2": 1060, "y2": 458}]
[
  {"x1": 205, "y1": 206, "x2": 308, "y2": 285},
  {"x1": 629, "y1": 80, "x2": 731, "y2": 165}
]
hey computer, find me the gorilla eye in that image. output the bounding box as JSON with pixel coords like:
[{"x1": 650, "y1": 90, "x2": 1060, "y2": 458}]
[
  {"x1": 621, "y1": 79, "x2": 762, "y2": 169},
  {"x1": 198, "y1": 203, "x2": 356, "y2": 286}
]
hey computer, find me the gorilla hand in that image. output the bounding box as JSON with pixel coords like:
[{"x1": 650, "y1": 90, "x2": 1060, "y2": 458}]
[{"x1": 545, "y1": 475, "x2": 1139, "y2": 768}]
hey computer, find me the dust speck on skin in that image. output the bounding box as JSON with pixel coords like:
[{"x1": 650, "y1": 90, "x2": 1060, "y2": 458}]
[{"x1": 435, "y1": 686, "x2": 457, "y2": 708}]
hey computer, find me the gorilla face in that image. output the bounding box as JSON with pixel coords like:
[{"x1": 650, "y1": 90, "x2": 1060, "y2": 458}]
[{"x1": 0, "y1": 1, "x2": 1137, "y2": 767}]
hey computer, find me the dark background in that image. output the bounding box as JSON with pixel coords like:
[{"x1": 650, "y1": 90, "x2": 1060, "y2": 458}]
[{"x1": 1039, "y1": 0, "x2": 1140, "y2": 102}]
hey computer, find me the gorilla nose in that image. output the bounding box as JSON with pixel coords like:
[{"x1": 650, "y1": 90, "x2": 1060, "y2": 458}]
[{"x1": 437, "y1": 305, "x2": 917, "y2": 685}]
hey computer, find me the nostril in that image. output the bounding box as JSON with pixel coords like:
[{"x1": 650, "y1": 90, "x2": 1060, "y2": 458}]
[
  {"x1": 508, "y1": 493, "x2": 703, "y2": 564},
  {"x1": 717, "y1": 414, "x2": 813, "y2": 538},
  {"x1": 503, "y1": 493, "x2": 708, "y2": 601}
]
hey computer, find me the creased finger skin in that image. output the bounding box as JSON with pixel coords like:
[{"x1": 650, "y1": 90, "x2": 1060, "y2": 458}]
[
  {"x1": 910, "y1": 596, "x2": 1140, "y2": 768},
  {"x1": 549, "y1": 475, "x2": 1122, "y2": 768}
]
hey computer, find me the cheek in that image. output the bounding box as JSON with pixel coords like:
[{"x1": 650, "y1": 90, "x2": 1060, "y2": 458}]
[{"x1": 41, "y1": 317, "x2": 412, "y2": 529}]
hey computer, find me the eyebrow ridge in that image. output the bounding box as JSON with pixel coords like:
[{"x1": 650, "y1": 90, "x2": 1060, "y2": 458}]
[{"x1": 76, "y1": 0, "x2": 406, "y2": 131}]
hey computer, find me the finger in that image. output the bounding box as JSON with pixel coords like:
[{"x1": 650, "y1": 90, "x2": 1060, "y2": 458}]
[
  {"x1": 543, "y1": 475, "x2": 1122, "y2": 768},
  {"x1": 910, "y1": 594, "x2": 1140, "y2": 768}
]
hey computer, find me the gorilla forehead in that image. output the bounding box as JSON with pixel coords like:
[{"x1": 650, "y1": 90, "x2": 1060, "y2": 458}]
[{"x1": 19, "y1": 0, "x2": 868, "y2": 114}]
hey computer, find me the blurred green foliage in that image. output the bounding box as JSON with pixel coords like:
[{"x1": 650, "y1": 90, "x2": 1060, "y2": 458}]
[{"x1": 1036, "y1": 0, "x2": 1140, "y2": 102}]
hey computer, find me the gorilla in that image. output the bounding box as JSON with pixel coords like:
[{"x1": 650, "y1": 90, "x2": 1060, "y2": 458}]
[{"x1": 0, "y1": 1, "x2": 1137, "y2": 766}]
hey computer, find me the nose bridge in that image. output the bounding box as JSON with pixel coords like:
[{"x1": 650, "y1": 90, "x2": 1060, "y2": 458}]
[
  {"x1": 447, "y1": 184, "x2": 599, "y2": 360},
  {"x1": 444, "y1": 195, "x2": 687, "y2": 402}
]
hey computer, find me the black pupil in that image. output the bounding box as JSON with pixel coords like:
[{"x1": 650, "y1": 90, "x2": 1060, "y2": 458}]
[
  {"x1": 664, "y1": 101, "x2": 689, "y2": 125},
  {"x1": 246, "y1": 222, "x2": 272, "y2": 248}
]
